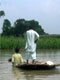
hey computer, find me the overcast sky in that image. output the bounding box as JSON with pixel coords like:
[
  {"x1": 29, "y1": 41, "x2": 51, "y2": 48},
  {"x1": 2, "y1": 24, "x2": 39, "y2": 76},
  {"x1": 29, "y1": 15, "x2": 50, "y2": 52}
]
[{"x1": 0, "y1": 0, "x2": 60, "y2": 34}]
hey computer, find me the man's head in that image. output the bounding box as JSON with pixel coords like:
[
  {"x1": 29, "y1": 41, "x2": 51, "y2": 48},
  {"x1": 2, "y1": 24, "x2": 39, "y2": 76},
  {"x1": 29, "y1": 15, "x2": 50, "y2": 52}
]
[
  {"x1": 29, "y1": 26, "x2": 33, "y2": 29},
  {"x1": 27, "y1": 26, "x2": 33, "y2": 30}
]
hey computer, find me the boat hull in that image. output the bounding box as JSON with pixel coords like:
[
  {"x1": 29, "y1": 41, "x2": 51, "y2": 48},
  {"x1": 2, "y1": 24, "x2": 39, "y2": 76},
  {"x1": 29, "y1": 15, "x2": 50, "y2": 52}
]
[{"x1": 16, "y1": 63, "x2": 55, "y2": 70}]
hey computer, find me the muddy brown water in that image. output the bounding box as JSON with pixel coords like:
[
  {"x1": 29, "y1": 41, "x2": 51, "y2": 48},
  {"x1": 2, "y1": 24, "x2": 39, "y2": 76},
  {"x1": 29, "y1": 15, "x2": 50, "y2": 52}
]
[{"x1": 0, "y1": 49, "x2": 60, "y2": 80}]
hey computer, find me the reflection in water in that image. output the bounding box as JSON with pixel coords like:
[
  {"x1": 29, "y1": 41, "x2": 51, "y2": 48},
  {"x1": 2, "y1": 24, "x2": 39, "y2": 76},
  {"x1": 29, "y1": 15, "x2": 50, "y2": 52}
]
[
  {"x1": 12, "y1": 67, "x2": 23, "y2": 80},
  {"x1": 12, "y1": 67, "x2": 60, "y2": 80}
]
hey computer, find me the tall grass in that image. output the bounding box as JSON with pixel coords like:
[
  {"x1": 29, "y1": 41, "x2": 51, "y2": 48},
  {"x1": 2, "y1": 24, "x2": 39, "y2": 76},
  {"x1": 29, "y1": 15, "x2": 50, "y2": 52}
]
[
  {"x1": 0, "y1": 36, "x2": 26, "y2": 49},
  {"x1": 37, "y1": 37, "x2": 60, "y2": 49},
  {"x1": 0, "y1": 36, "x2": 60, "y2": 49}
]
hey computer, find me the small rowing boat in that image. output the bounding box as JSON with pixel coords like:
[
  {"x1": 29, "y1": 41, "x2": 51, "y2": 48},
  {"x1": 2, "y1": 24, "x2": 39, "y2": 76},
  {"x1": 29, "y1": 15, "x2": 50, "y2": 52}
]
[
  {"x1": 17, "y1": 63, "x2": 55, "y2": 70},
  {"x1": 16, "y1": 61, "x2": 60, "y2": 70},
  {"x1": 8, "y1": 58, "x2": 60, "y2": 70}
]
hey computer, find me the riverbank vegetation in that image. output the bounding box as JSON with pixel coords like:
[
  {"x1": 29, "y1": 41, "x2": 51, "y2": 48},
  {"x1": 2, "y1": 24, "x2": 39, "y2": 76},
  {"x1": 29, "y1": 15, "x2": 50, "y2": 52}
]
[
  {"x1": 0, "y1": 36, "x2": 26, "y2": 49},
  {"x1": 1, "y1": 19, "x2": 46, "y2": 37},
  {"x1": 0, "y1": 35, "x2": 60, "y2": 49},
  {"x1": 0, "y1": 11, "x2": 60, "y2": 49},
  {"x1": 37, "y1": 36, "x2": 60, "y2": 49}
]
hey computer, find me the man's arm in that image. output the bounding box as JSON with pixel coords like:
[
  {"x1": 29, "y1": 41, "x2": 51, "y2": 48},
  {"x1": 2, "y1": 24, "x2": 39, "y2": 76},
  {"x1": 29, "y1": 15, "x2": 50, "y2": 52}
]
[
  {"x1": 34, "y1": 31, "x2": 39, "y2": 43},
  {"x1": 34, "y1": 39, "x2": 38, "y2": 43}
]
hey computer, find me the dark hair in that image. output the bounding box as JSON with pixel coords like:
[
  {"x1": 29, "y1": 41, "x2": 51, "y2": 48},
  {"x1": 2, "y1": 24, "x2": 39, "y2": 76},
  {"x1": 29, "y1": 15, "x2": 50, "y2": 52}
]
[
  {"x1": 15, "y1": 47, "x2": 19, "y2": 53},
  {"x1": 27, "y1": 26, "x2": 33, "y2": 30},
  {"x1": 29, "y1": 26, "x2": 33, "y2": 29}
]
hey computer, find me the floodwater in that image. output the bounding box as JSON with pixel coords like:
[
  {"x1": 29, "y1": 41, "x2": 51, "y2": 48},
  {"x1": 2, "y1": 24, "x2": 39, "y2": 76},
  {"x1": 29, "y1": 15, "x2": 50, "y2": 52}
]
[{"x1": 0, "y1": 49, "x2": 60, "y2": 80}]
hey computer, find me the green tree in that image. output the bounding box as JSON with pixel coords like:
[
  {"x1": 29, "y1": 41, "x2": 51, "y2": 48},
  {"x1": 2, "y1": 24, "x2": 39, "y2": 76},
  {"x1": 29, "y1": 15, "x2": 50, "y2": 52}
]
[
  {"x1": 2, "y1": 19, "x2": 11, "y2": 36},
  {"x1": 2, "y1": 18, "x2": 46, "y2": 36},
  {"x1": 27, "y1": 20, "x2": 45, "y2": 34},
  {"x1": 27, "y1": 20, "x2": 39, "y2": 29},
  {"x1": 14, "y1": 19, "x2": 26, "y2": 37},
  {"x1": 9, "y1": 27, "x2": 15, "y2": 36},
  {"x1": 35, "y1": 25, "x2": 45, "y2": 35},
  {"x1": 0, "y1": 11, "x2": 5, "y2": 17},
  {"x1": 14, "y1": 19, "x2": 45, "y2": 37}
]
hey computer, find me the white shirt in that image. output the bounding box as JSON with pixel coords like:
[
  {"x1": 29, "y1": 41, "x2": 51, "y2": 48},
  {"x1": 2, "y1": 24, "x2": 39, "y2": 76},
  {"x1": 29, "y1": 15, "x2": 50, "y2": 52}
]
[{"x1": 25, "y1": 29, "x2": 39, "y2": 52}]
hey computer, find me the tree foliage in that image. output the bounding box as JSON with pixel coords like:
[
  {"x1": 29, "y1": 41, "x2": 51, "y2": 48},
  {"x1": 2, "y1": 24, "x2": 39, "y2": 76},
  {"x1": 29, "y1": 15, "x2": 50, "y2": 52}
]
[
  {"x1": 0, "y1": 11, "x2": 5, "y2": 17},
  {"x1": 2, "y1": 19, "x2": 11, "y2": 36},
  {"x1": 14, "y1": 19, "x2": 26, "y2": 37},
  {"x1": 2, "y1": 18, "x2": 46, "y2": 37}
]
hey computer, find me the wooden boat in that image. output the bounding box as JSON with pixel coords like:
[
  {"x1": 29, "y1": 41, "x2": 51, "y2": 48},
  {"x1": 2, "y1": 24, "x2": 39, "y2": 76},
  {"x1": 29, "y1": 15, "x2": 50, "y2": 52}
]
[
  {"x1": 16, "y1": 61, "x2": 57, "y2": 70},
  {"x1": 8, "y1": 58, "x2": 60, "y2": 70},
  {"x1": 16, "y1": 63, "x2": 55, "y2": 70}
]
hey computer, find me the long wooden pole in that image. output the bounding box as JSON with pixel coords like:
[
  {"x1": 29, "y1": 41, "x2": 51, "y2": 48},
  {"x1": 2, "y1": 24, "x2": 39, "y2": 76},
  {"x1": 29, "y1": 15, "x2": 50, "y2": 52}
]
[{"x1": 54, "y1": 64, "x2": 60, "y2": 66}]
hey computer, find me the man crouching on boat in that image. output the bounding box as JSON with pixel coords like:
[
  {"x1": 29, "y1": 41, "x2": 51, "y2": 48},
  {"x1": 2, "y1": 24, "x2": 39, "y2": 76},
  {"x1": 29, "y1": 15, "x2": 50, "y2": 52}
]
[
  {"x1": 12, "y1": 47, "x2": 24, "y2": 67},
  {"x1": 25, "y1": 26, "x2": 39, "y2": 64}
]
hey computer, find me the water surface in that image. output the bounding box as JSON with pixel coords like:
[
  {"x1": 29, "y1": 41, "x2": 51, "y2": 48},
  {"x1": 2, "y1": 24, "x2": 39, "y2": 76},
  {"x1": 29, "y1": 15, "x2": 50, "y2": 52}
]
[{"x1": 0, "y1": 49, "x2": 60, "y2": 80}]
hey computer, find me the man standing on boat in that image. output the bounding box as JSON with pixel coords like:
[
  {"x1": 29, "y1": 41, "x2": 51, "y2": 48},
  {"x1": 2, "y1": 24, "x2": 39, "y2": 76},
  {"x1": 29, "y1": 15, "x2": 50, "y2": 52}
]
[{"x1": 25, "y1": 26, "x2": 39, "y2": 63}]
